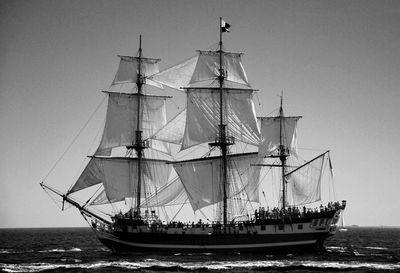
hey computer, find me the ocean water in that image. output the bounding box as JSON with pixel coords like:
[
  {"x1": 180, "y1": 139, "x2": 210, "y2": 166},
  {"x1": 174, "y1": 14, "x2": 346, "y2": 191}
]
[{"x1": 0, "y1": 227, "x2": 399, "y2": 273}]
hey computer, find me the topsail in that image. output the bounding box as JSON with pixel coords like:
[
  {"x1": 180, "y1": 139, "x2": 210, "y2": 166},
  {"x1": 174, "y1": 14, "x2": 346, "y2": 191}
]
[
  {"x1": 182, "y1": 88, "x2": 260, "y2": 150},
  {"x1": 259, "y1": 116, "x2": 301, "y2": 157},
  {"x1": 96, "y1": 92, "x2": 170, "y2": 156},
  {"x1": 111, "y1": 55, "x2": 162, "y2": 91}
]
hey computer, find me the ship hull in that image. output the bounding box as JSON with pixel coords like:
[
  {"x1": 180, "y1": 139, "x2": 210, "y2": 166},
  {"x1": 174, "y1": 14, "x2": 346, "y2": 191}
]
[
  {"x1": 95, "y1": 226, "x2": 334, "y2": 253},
  {"x1": 91, "y1": 208, "x2": 342, "y2": 253}
]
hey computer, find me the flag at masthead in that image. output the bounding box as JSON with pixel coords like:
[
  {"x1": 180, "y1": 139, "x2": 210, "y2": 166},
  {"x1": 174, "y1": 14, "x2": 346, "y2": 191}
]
[{"x1": 221, "y1": 19, "x2": 231, "y2": 32}]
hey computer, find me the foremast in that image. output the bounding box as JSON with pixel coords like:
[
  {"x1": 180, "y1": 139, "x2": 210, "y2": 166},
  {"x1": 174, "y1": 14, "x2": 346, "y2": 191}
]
[
  {"x1": 58, "y1": 35, "x2": 171, "y2": 223},
  {"x1": 126, "y1": 35, "x2": 148, "y2": 219}
]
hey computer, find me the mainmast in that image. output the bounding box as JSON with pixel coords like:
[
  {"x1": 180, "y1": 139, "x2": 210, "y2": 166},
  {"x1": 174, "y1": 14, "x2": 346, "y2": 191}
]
[{"x1": 216, "y1": 17, "x2": 232, "y2": 226}]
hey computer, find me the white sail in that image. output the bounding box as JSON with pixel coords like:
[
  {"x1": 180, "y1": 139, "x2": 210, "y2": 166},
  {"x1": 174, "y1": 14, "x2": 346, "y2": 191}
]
[
  {"x1": 151, "y1": 108, "x2": 187, "y2": 145},
  {"x1": 111, "y1": 55, "x2": 162, "y2": 90},
  {"x1": 148, "y1": 56, "x2": 198, "y2": 91},
  {"x1": 150, "y1": 51, "x2": 251, "y2": 90},
  {"x1": 183, "y1": 88, "x2": 260, "y2": 150},
  {"x1": 89, "y1": 176, "x2": 187, "y2": 207},
  {"x1": 69, "y1": 157, "x2": 172, "y2": 202},
  {"x1": 88, "y1": 189, "x2": 112, "y2": 206},
  {"x1": 68, "y1": 158, "x2": 104, "y2": 194},
  {"x1": 285, "y1": 152, "x2": 326, "y2": 206},
  {"x1": 191, "y1": 51, "x2": 250, "y2": 87},
  {"x1": 142, "y1": 177, "x2": 188, "y2": 207},
  {"x1": 96, "y1": 93, "x2": 169, "y2": 156},
  {"x1": 102, "y1": 157, "x2": 172, "y2": 202},
  {"x1": 173, "y1": 153, "x2": 261, "y2": 211},
  {"x1": 259, "y1": 116, "x2": 301, "y2": 157}
]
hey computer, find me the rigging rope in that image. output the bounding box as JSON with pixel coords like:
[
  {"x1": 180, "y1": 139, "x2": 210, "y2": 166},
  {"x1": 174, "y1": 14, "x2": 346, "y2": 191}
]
[
  {"x1": 43, "y1": 95, "x2": 107, "y2": 184},
  {"x1": 170, "y1": 198, "x2": 189, "y2": 222},
  {"x1": 83, "y1": 184, "x2": 103, "y2": 208},
  {"x1": 43, "y1": 189, "x2": 64, "y2": 210}
]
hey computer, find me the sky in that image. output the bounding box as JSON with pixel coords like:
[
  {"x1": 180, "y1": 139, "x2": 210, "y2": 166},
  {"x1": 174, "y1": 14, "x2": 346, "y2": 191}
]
[{"x1": 1, "y1": 0, "x2": 399, "y2": 228}]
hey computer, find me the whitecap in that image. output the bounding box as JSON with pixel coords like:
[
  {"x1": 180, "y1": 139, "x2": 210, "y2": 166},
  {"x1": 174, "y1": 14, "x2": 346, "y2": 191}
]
[
  {"x1": 365, "y1": 246, "x2": 389, "y2": 250},
  {"x1": 38, "y1": 247, "x2": 82, "y2": 253},
  {"x1": 38, "y1": 248, "x2": 65, "y2": 253},
  {"x1": 325, "y1": 246, "x2": 347, "y2": 253},
  {"x1": 68, "y1": 247, "x2": 82, "y2": 252},
  {"x1": 95, "y1": 247, "x2": 111, "y2": 252},
  {"x1": 1, "y1": 259, "x2": 400, "y2": 273}
]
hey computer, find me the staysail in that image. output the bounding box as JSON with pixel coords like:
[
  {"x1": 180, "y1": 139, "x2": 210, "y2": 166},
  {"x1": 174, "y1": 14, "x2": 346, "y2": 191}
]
[
  {"x1": 151, "y1": 108, "x2": 187, "y2": 145},
  {"x1": 150, "y1": 51, "x2": 251, "y2": 90},
  {"x1": 142, "y1": 176, "x2": 188, "y2": 207}
]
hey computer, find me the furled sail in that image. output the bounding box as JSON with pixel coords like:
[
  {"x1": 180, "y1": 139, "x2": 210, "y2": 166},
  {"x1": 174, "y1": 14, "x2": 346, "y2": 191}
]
[
  {"x1": 259, "y1": 116, "x2": 301, "y2": 157},
  {"x1": 173, "y1": 153, "x2": 261, "y2": 211},
  {"x1": 111, "y1": 55, "x2": 162, "y2": 91},
  {"x1": 150, "y1": 51, "x2": 251, "y2": 90},
  {"x1": 285, "y1": 152, "x2": 327, "y2": 206},
  {"x1": 69, "y1": 157, "x2": 172, "y2": 203},
  {"x1": 182, "y1": 88, "x2": 260, "y2": 150},
  {"x1": 95, "y1": 92, "x2": 170, "y2": 156}
]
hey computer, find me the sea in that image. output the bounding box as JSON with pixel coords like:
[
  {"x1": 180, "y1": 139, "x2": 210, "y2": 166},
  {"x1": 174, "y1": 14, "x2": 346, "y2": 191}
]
[{"x1": 1, "y1": 227, "x2": 399, "y2": 273}]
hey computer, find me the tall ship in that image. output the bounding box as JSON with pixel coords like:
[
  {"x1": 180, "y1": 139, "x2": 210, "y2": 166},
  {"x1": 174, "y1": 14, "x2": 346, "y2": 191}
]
[{"x1": 41, "y1": 19, "x2": 346, "y2": 253}]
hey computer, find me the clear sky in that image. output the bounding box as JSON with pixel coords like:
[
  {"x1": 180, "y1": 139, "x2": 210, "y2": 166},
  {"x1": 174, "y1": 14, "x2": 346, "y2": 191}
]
[{"x1": 1, "y1": 0, "x2": 399, "y2": 228}]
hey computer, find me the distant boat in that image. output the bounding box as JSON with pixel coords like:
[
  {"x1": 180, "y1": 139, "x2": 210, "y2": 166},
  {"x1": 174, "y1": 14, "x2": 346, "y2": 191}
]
[{"x1": 41, "y1": 18, "x2": 346, "y2": 253}]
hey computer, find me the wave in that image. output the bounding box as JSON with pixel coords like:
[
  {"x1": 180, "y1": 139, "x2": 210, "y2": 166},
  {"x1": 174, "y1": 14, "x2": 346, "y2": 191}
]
[
  {"x1": 94, "y1": 247, "x2": 111, "y2": 252},
  {"x1": 1, "y1": 259, "x2": 400, "y2": 272},
  {"x1": 364, "y1": 246, "x2": 389, "y2": 250},
  {"x1": 38, "y1": 248, "x2": 82, "y2": 253},
  {"x1": 325, "y1": 246, "x2": 347, "y2": 253},
  {"x1": 0, "y1": 249, "x2": 34, "y2": 254},
  {"x1": 0, "y1": 248, "x2": 84, "y2": 255}
]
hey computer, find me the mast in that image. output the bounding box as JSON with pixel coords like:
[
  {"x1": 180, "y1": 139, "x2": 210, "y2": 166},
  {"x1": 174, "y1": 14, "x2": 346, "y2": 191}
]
[
  {"x1": 218, "y1": 17, "x2": 229, "y2": 226},
  {"x1": 134, "y1": 35, "x2": 145, "y2": 219},
  {"x1": 279, "y1": 95, "x2": 287, "y2": 211}
]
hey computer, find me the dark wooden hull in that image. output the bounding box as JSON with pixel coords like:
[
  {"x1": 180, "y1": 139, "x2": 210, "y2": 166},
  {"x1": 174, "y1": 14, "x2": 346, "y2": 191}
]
[
  {"x1": 92, "y1": 209, "x2": 342, "y2": 253},
  {"x1": 95, "y1": 228, "x2": 333, "y2": 253}
]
